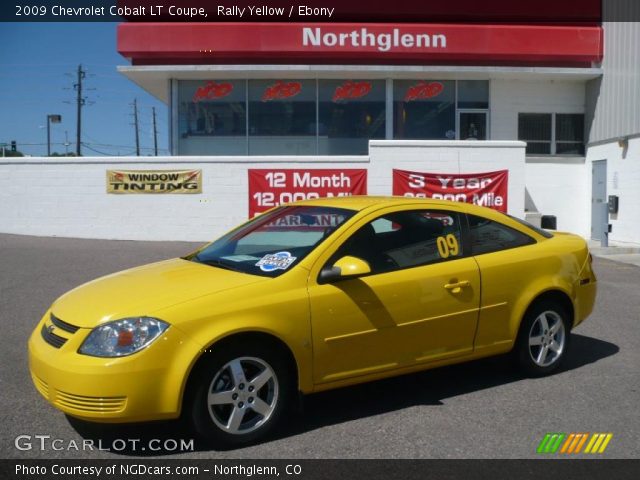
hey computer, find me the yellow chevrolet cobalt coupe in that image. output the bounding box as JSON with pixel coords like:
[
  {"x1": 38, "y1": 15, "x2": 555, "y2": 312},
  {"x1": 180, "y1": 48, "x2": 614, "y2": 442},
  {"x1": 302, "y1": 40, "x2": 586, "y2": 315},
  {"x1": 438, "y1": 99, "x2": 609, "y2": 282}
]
[{"x1": 29, "y1": 197, "x2": 596, "y2": 446}]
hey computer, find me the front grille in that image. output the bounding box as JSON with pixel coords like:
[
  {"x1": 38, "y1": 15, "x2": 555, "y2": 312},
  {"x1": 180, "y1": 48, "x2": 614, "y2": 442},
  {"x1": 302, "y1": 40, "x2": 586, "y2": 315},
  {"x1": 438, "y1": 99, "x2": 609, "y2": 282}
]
[
  {"x1": 31, "y1": 373, "x2": 49, "y2": 399},
  {"x1": 50, "y1": 313, "x2": 79, "y2": 333},
  {"x1": 55, "y1": 391, "x2": 127, "y2": 413},
  {"x1": 41, "y1": 324, "x2": 68, "y2": 349}
]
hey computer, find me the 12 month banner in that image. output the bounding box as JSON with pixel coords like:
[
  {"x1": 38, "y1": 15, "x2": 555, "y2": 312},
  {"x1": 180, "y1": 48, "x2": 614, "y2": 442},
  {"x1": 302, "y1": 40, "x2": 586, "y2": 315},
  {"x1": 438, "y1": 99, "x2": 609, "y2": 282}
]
[
  {"x1": 106, "y1": 169, "x2": 202, "y2": 194},
  {"x1": 393, "y1": 168, "x2": 508, "y2": 212},
  {"x1": 248, "y1": 169, "x2": 367, "y2": 217}
]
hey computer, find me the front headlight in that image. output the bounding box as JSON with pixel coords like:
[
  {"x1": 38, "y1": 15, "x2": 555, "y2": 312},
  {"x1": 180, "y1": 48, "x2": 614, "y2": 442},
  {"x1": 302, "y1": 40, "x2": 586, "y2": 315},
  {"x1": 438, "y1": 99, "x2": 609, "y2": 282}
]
[{"x1": 79, "y1": 317, "x2": 169, "y2": 357}]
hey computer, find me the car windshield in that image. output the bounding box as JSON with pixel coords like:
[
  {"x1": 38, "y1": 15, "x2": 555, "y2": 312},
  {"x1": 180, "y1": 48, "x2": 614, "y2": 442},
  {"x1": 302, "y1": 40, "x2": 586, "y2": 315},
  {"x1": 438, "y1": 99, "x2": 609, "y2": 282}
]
[{"x1": 188, "y1": 205, "x2": 357, "y2": 277}]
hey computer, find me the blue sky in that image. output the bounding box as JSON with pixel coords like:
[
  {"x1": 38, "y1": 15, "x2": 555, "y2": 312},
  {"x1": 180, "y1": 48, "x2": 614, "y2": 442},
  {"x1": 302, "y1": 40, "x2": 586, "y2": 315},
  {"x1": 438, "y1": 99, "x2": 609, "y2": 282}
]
[{"x1": 0, "y1": 22, "x2": 168, "y2": 156}]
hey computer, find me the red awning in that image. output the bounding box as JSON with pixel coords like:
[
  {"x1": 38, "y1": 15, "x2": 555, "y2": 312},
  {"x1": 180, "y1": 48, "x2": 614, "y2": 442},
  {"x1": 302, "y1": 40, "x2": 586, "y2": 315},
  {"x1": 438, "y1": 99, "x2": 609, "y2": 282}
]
[{"x1": 118, "y1": 23, "x2": 603, "y2": 67}]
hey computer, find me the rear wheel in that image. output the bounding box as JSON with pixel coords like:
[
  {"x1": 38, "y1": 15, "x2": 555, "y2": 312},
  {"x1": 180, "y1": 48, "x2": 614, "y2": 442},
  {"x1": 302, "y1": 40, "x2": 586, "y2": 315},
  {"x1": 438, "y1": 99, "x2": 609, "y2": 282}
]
[
  {"x1": 515, "y1": 300, "x2": 571, "y2": 376},
  {"x1": 189, "y1": 342, "x2": 293, "y2": 447}
]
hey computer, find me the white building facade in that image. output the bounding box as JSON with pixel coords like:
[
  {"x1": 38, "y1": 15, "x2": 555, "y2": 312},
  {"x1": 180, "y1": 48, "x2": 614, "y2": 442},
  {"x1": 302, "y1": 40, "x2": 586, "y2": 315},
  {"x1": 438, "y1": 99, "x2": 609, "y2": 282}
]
[{"x1": 2, "y1": 1, "x2": 638, "y2": 245}]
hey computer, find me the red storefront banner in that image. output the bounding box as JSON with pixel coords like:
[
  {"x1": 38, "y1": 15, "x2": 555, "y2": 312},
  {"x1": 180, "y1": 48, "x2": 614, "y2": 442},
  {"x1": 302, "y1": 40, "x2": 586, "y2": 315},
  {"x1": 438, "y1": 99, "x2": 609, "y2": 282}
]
[
  {"x1": 393, "y1": 169, "x2": 508, "y2": 213},
  {"x1": 118, "y1": 23, "x2": 602, "y2": 66},
  {"x1": 248, "y1": 169, "x2": 367, "y2": 218}
]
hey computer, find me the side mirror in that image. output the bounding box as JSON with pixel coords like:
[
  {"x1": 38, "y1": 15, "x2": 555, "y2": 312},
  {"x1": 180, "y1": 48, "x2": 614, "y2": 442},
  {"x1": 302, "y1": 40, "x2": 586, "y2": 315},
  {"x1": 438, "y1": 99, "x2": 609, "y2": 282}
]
[{"x1": 318, "y1": 256, "x2": 371, "y2": 284}]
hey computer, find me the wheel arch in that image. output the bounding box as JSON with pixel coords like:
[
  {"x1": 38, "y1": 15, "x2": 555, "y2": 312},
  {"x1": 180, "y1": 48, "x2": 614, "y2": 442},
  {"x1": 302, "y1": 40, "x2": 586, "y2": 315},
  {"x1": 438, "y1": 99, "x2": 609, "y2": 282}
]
[
  {"x1": 179, "y1": 330, "x2": 300, "y2": 417},
  {"x1": 516, "y1": 288, "x2": 576, "y2": 339}
]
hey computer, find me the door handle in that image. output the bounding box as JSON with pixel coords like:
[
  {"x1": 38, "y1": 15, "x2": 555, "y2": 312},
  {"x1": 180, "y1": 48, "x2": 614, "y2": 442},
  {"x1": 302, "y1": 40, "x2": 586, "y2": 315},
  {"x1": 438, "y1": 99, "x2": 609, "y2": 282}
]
[{"x1": 444, "y1": 280, "x2": 470, "y2": 293}]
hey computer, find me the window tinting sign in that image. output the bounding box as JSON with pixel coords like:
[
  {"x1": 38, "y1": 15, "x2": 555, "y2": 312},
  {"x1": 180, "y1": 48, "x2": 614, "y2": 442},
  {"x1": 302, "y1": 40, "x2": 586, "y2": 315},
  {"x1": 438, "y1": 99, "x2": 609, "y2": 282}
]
[{"x1": 107, "y1": 170, "x2": 202, "y2": 194}]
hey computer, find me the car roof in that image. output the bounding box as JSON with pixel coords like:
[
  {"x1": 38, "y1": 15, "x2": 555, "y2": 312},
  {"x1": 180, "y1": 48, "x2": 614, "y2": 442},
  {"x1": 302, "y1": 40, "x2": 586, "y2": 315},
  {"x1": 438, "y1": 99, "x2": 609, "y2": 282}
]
[
  {"x1": 289, "y1": 196, "x2": 550, "y2": 244},
  {"x1": 292, "y1": 195, "x2": 445, "y2": 210},
  {"x1": 291, "y1": 195, "x2": 504, "y2": 217}
]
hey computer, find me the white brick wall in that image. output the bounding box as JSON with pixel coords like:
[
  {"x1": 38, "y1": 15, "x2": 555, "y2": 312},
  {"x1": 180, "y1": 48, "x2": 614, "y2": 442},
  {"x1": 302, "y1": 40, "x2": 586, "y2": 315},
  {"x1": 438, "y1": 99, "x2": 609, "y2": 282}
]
[
  {"x1": 490, "y1": 79, "x2": 586, "y2": 140},
  {"x1": 0, "y1": 141, "x2": 525, "y2": 241},
  {"x1": 525, "y1": 159, "x2": 590, "y2": 237}
]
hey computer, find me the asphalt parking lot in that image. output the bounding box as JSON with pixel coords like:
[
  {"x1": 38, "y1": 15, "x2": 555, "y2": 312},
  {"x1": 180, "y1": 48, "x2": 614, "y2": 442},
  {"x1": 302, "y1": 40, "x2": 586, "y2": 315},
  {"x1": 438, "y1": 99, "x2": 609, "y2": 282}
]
[{"x1": 1, "y1": 233, "x2": 638, "y2": 459}]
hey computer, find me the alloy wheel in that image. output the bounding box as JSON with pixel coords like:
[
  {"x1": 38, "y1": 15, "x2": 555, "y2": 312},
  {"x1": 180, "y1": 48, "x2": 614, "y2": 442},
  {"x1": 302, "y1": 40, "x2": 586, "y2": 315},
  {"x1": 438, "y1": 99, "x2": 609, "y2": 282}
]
[
  {"x1": 528, "y1": 310, "x2": 566, "y2": 367},
  {"x1": 206, "y1": 357, "x2": 279, "y2": 435}
]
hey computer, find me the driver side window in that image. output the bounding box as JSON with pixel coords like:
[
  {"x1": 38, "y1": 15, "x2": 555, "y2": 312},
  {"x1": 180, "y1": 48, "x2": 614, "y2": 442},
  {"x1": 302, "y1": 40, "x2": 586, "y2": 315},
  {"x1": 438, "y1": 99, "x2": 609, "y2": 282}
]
[{"x1": 329, "y1": 209, "x2": 464, "y2": 275}]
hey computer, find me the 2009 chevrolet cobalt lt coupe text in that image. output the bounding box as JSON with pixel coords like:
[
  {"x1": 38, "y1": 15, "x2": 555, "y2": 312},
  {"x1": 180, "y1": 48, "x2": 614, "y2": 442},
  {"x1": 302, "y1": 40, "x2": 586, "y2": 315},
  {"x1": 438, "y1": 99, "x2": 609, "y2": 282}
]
[{"x1": 29, "y1": 197, "x2": 596, "y2": 446}]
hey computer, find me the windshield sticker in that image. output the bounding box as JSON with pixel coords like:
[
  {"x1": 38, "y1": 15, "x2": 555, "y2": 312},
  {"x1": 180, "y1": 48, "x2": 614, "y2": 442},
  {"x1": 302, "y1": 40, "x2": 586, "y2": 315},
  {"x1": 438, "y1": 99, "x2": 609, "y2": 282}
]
[
  {"x1": 255, "y1": 251, "x2": 297, "y2": 272},
  {"x1": 221, "y1": 255, "x2": 260, "y2": 262}
]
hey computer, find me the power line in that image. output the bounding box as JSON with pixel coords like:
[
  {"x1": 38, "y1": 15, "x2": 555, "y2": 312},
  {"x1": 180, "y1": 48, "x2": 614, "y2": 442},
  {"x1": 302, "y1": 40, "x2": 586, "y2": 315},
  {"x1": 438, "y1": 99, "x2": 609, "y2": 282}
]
[
  {"x1": 81, "y1": 143, "x2": 137, "y2": 156},
  {"x1": 5, "y1": 141, "x2": 167, "y2": 152}
]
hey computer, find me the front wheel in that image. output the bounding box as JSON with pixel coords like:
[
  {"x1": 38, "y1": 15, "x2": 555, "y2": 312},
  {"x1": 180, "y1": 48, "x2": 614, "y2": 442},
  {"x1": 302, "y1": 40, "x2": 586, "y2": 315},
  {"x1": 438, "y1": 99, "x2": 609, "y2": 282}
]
[
  {"x1": 189, "y1": 343, "x2": 293, "y2": 447},
  {"x1": 514, "y1": 300, "x2": 571, "y2": 377}
]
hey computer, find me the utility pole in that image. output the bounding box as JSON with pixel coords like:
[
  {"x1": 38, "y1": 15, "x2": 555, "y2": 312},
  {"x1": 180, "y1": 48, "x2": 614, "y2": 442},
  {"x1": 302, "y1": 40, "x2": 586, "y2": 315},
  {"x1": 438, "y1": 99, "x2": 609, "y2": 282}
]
[
  {"x1": 133, "y1": 98, "x2": 140, "y2": 156},
  {"x1": 152, "y1": 107, "x2": 158, "y2": 156},
  {"x1": 74, "y1": 64, "x2": 86, "y2": 156}
]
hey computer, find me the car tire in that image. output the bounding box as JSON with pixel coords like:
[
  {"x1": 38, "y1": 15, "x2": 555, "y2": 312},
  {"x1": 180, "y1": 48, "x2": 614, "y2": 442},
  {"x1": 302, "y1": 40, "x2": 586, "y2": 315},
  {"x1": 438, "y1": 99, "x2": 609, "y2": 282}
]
[
  {"x1": 514, "y1": 300, "x2": 571, "y2": 377},
  {"x1": 188, "y1": 341, "x2": 293, "y2": 448}
]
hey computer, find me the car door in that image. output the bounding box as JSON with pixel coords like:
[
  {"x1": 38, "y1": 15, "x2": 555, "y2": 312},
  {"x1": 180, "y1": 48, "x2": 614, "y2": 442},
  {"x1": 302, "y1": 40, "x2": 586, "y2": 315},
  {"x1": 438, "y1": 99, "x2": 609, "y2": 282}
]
[
  {"x1": 466, "y1": 214, "x2": 541, "y2": 351},
  {"x1": 307, "y1": 207, "x2": 481, "y2": 385}
]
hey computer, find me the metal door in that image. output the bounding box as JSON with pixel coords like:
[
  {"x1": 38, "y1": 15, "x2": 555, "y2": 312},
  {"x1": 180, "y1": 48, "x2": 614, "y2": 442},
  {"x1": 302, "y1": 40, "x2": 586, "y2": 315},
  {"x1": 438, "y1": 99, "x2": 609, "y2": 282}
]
[{"x1": 591, "y1": 160, "x2": 607, "y2": 243}]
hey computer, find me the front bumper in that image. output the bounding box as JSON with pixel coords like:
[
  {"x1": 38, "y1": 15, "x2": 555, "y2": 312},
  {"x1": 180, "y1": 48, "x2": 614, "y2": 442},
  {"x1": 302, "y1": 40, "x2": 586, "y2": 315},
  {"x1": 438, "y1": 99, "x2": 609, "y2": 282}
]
[{"x1": 28, "y1": 310, "x2": 200, "y2": 423}]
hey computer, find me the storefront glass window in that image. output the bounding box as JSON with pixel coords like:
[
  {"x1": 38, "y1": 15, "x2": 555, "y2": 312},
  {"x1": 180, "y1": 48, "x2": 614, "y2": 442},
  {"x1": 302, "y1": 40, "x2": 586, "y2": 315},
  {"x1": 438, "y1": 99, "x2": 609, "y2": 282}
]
[
  {"x1": 457, "y1": 81, "x2": 489, "y2": 109},
  {"x1": 555, "y1": 114, "x2": 585, "y2": 155},
  {"x1": 248, "y1": 80, "x2": 317, "y2": 155},
  {"x1": 518, "y1": 113, "x2": 552, "y2": 154},
  {"x1": 393, "y1": 80, "x2": 455, "y2": 139},
  {"x1": 318, "y1": 80, "x2": 386, "y2": 155},
  {"x1": 175, "y1": 79, "x2": 494, "y2": 155},
  {"x1": 518, "y1": 113, "x2": 584, "y2": 155},
  {"x1": 177, "y1": 80, "x2": 247, "y2": 155}
]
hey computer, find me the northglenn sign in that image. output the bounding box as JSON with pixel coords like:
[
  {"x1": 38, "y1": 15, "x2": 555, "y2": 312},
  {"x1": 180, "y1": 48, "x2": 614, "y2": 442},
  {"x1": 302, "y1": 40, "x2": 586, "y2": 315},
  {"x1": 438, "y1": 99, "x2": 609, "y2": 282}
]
[
  {"x1": 303, "y1": 27, "x2": 447, "y2": 52},
  {"x1": 118, "y1": 23, "x2": 602, "y2": 66}
]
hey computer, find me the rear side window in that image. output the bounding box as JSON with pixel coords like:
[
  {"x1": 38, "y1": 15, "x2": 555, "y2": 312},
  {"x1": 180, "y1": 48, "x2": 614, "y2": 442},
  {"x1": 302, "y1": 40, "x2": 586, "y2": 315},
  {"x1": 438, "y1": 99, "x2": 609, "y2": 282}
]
[
  {"x1": 507, "y1": 214, "x2": 554, "y2": 239},
  {"x1": 468, "y1": 214, "x2": 535, "y2": 256}
]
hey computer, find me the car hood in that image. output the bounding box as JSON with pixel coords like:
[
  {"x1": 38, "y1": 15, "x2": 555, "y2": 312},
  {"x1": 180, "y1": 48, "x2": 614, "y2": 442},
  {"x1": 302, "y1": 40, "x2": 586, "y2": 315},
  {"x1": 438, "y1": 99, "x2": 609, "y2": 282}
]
[{"x1": 51, "y1": 258, "x2": 267, "y2": 328}]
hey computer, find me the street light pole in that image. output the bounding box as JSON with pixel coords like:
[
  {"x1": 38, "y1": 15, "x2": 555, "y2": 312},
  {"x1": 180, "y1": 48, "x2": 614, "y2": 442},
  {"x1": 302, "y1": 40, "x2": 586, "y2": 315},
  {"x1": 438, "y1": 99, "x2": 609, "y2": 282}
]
[
  {"x1": 47, "y1": 116, "x2": 51, "y2": 156},
  {"x1": 46, "y1": 114, "x2": 62, "y2": 157}
]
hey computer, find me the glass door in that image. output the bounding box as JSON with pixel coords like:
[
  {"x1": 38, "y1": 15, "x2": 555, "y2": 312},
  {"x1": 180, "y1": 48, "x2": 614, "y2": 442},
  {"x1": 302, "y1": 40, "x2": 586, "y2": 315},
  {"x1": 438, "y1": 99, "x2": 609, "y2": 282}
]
[{"x1": 457, "y1": 111, "x2": 488, "y2": 140}]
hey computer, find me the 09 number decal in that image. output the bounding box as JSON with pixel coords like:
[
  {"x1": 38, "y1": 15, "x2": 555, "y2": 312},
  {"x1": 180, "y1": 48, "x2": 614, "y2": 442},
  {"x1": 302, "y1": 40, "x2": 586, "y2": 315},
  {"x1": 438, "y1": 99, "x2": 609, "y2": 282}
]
[{"x1": 436, "y1": 234, "x2": 460, "y2": 259}]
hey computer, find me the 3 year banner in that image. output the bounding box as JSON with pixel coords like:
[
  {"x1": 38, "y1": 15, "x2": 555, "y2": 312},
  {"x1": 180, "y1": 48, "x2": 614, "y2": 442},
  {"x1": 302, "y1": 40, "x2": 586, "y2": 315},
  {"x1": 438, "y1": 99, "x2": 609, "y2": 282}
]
[{"x1": 392, "y1": 169, "x2": 508, "y2": 212}]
